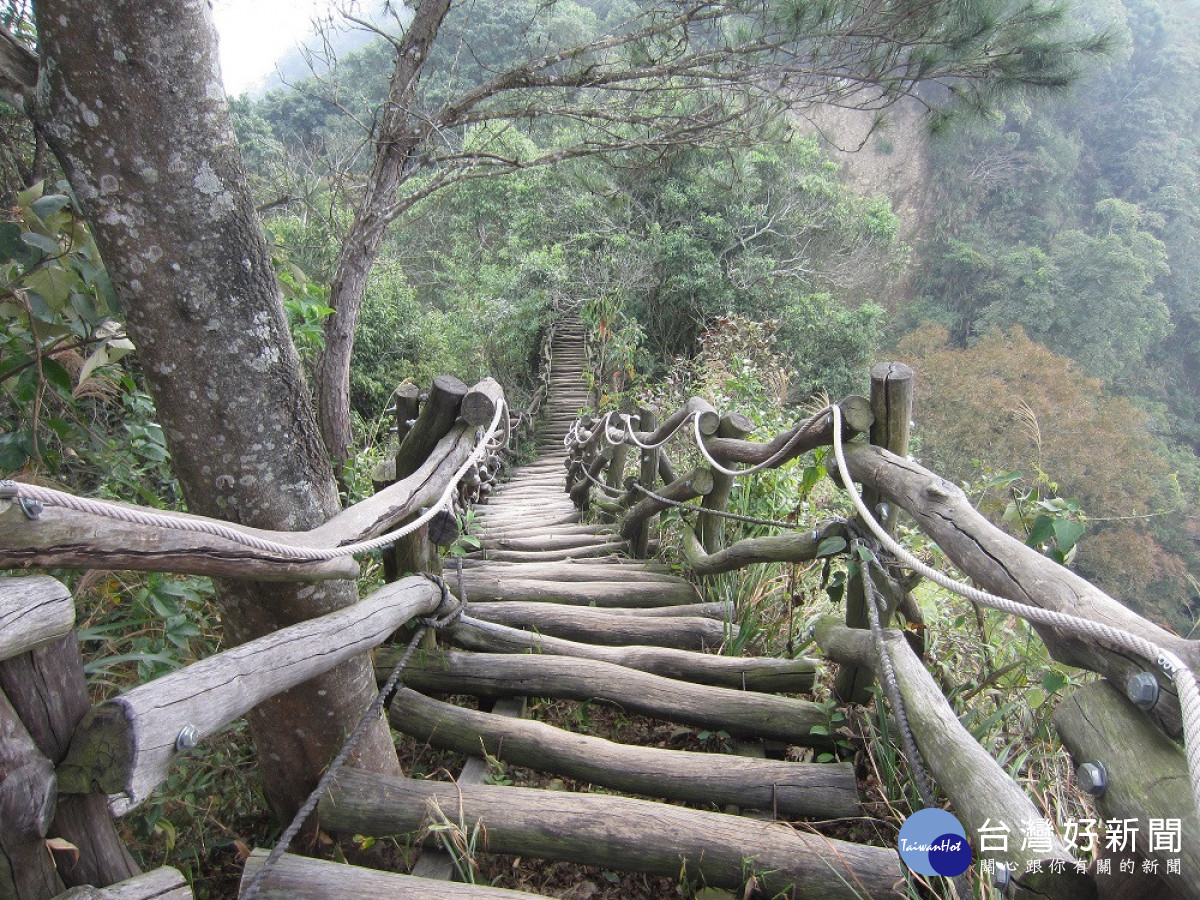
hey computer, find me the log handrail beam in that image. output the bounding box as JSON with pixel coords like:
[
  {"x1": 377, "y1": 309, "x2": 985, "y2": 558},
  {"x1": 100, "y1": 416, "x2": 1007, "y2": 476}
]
[
  {"x1": 56, "y1": 577, "x2": 443, "y2": 813},
  {"x1": 0, "y1": 380, "x2": 506, "y2": 581}
]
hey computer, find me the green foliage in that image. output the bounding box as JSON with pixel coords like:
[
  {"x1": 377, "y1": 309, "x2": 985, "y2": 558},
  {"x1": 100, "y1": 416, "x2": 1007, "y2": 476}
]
[
  {"x1": 899, "y1": 325, "x2": 1191, "y2": 629},
  {"x1": 0, "y1": 182, "x2": 150, "y2": 481},
  {"x1": 910, "y1": 0, "x2": 1200, "y2": 456}
]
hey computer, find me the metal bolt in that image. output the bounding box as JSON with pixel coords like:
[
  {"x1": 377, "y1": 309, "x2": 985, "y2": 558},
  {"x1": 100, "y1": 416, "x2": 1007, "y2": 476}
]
[
  {"x1": 992, "y1": 863, "x2": 1011, "y2": 890},
  {"x1": 175, "y1": 724, "x2": 199, "y2": 753},
  {"x1": 18, "y1": 497, "x2": 43, "y2": 519},
  {"x1": 1076, "y1": 761, "x2": 1108, "y2": 796},
  {"x1": 1126, "y1": 671, "x2": 1160, "y2": 710}
]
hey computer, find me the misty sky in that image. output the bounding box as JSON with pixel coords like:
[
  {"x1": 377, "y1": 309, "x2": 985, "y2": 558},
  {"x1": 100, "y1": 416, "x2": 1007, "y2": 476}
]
[{"x1": 211, "y1": 0, "x2": 333, "y2": 96}]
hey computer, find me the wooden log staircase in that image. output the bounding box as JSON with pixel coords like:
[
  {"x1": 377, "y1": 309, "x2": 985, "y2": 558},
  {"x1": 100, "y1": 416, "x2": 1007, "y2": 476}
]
[
  {"x1": 296, "y1": 311, "x2": 901, "y2": 898},
  {"x1": 5, "y1": 306, "x2": 1196, "y2": 900}
]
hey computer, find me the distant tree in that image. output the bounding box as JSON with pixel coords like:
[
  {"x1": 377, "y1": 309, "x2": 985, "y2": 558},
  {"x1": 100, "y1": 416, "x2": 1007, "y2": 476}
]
[
  {"x1": 898, "y1": 324, "x2": 1189, "y2": 627},
  {"x1": 299, "y1": 0, "x2": 1110, "y2": 464},
  {"x1": 0, "y1": 0, "x2": 1106, "y2": 826},
  {"x1": 970, "y1": 199, "x2": 1171, "y2": 382}
]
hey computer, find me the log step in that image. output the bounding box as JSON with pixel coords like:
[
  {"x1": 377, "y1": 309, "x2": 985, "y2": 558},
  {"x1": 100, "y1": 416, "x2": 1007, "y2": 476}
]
[
  {"x1": 384, "y1": 650, "x2": 829, "y2": 745},
  {"x1": 459, "y1": 603, "x2": 725, "y2": 649},
  {"x1": 446, "y1": 615, "x2": 817, "y2": 691},
  {"x1": 320, "y1": 772, "x2": 901, "y2": 899},
  {"x1": 239, "y1": 851, "x2": 538, "y2": 899},
  {"x1": 455, "y1": 575, "x2": 699, "y2": 607},
  {"x1": 390, "y1": 689, "x2": 852, "y2": 818}
]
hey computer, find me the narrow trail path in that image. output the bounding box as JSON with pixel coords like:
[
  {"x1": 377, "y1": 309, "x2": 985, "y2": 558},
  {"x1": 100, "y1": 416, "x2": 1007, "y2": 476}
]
[
  {"x1": 464, "y1": 313, "x2": 700, "y2": 605},
  {"x1": 311, "y1": 311, "x2": 902, "y2": 900}
]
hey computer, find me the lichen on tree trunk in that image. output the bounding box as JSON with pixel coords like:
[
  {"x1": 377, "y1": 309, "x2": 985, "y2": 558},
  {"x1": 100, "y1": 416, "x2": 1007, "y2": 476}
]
[{"x1": 33, "y1": 0, "x2": 400, "y2": 823}]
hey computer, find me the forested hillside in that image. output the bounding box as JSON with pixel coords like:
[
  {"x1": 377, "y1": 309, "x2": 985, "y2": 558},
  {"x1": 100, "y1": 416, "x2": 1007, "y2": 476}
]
[
  {"x1": 890, "y1": 0, "x2": 1200, "y2": 630},
  {"x1": 3, "y1": 2, "x2": 1199, "y2": 896},
  {"x1": 221, "y1": 0, "x2": 1200, "y2": 632}
]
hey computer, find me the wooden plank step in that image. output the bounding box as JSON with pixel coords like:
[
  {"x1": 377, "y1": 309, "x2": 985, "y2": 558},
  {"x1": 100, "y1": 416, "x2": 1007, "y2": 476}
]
[
  {"x1": 446, "y1": 615, "x2": 818, "y2": 692},
  {"x1": 408, "y1": 697, "x2": 527, "y2": 881},
  {"x1": 473, "y1": 543, "x2": 628, "y2": 562},
  {"x1": 321, "y1": 772, "x2": 901, "y2": 899},
  {"x1": 384, "y1": 651, "x2": 830, "y2": 745},
  {"x1": 457, "y1": 560, "x2": 675, "y2": 581},
  {"x1": 390, "y1": 689, "x2": 852, "y2": 818},
  {"x1": 239, "y1": 851, "x2": 540, "y2": 898},
  {"x1": 455, "y1": 576, "x2": 698, "y2": 607},
  {"x1": 459, "y1": 604, "x2": 724, "y2": 650}
]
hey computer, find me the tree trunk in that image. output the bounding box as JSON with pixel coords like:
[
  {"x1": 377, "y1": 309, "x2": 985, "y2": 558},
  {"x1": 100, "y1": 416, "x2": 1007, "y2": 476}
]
[
  {"x1": 33, "y1": 0, "x2": 399, "y2": 824},
  {"x1": 315, "y1": 0, "x2": 453, "y2": 465}
]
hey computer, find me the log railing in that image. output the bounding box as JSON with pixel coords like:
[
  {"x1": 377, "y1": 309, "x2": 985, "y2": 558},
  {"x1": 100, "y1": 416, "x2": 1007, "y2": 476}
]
[
  {"x1": 0, "y1": 360, "x2": 514, "y2": 898},
  {"x1": 1, "y1": 348, "x2": 1198, "y2": 900},
  {"x1": 0, "y1": 299, "x2": 602, "y2": 899},
  {"x1": 562, "y1": 362, "x2": 1200, "y2": 899}
]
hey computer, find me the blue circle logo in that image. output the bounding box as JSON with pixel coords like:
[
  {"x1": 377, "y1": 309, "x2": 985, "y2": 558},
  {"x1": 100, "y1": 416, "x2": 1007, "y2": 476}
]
[{"x1": 897, "y1": 809, "x2": 972, "y2": 877}]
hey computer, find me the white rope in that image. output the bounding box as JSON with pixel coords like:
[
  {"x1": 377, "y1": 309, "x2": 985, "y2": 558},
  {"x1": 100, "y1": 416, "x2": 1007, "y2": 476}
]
[
  {"x1": 828, "y1": 404, "x2": 1200, "y2": 816},
  {"x1": 619, "y1": 410, "x2": 696, "y2": 451},
  {"x1": 5, "y1": 401, "x2": 509, "y2": 562},
  {"x1": 690, "y1": 408, "x2": 833, "y2": 477}
]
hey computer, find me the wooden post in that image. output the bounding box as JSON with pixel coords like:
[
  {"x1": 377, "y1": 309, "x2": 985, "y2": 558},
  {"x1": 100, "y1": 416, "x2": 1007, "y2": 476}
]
[
  {"x1": 619, "y1": 467, "x2": 714, "y2": 547},
  {"x1": 391, "y1": 375, "x2": 469, "y2": 581},
  {"x1": 834, "y1": 363, "x2": 912, "y2": 706},
  {"x1": 816, "y1": 619, "x2": 1092, "y2": 898},
  {"x1": 0, "y1": 631, "x2": 140, "y2": 889},
  {"x1": 0, "y1": 686, "x2": 64, "y2": 900},
  {"x1": 1054, "y1": 680, "x2": 1200, "y2": 890},
  {"x1": 630, "y1": 407, "x2": 658, "y2": 558},
  {"x1": 392, "y1": 383, "x2": 421, "y2": 448},
  {"x1": 700, "y1": 412, "x2": 754, "y2": 553}
]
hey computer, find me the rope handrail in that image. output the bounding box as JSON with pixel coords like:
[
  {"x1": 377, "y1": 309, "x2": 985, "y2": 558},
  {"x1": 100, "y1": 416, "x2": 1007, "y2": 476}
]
[
  {"x1": 0, "y1": 400, "x2": 509, "y2": 562},
  {"x1": 566, "y1": 390, "x2": 1200, "y2": 814},
  {"x1": 827, "y1": 403, "x2": 1200, "y2": 818}
]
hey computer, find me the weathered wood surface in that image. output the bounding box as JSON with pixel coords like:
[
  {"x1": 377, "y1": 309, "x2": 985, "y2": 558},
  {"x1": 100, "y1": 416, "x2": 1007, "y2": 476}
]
[
  {"x1": 461, "y1": 377, "x2": 504, "y2": 428},
  {"x1": 842, "y1": 442, "x2": 1200, "y2": 736},
  {"x1": 472, "y1": 542, "x2": 624, "y2": 563},
  {"x1": 681, "y1": 520, "x2": 849, "y2": 576},
  {"x1": 57, "y1": 577, "x2": 443, "y2": 810},
  {"x1": 477, "y1": 532, "x2": 618, "y2": 552},
  {"x1": 0, "y1": 686, "x2": 65, "y2": 900},
  {"x1": 409, "y1": 697, "x2": 527, "y2": 881},
  {"x1": 393, "y1": 650, "x2": 829, "y2": 745},
  {"x1": 453, "y1": 574, "x2": 698, "y2": 607},
  {"x1": 0, "y1": 400, "x2": 495, "y2": 581},
  {"x1": 395, "y1": 374, "x2": 469, "y2": 481},
  {"x1": 0, "y1": 632, "x2": 140, "y2": 887},
  {"x1": 618, "y1": 466, "x2": 713, "y2": 544},
  {"x1": 239, "y1": 851, "x2": 538, "y2": 899},
  {"x1": 621, "y1": 396, "x2": 719, "y2": 447},
  {"x1": 460, "y1": 603, "x2": 725, "y2": 649},
  {"x1": 1055, "y1": 680, "x2": 1200, "y2": 893},
  {"x1": 457, "y1": 559, "x2": 675, "y2": 581},
  {"x1": 50, "y1": 866, "x2": 191, "y2": 900},
  {"x1": 699, "y1": 412, "x2": 754, "y2": 551},
  {"x1": 0, "y1": 496, "x2": 360, "y2": 580},
  {"x1": 0, "y1": 576, "x2": 75, "y2": 662},
  {"x1": 467, "y1": 598, "x2": 727, "y2": 621},
  {"x1": 442, "y1": 617, "x2": 816, "y2": 691},
  {"x1": 816, "y1": 619, "x2": 1094, "y2": 900},
  {"x1": 389, "y1": 688, "x2": 851, "y2": 817},
  {"x1": 630, "y1": 406, "x2": 658, "y2": 557},
  {"x1": 321, "y1": 770, "x2": 901, "y2": 898},
  {"x1": 837, "y1": 365, "x2": 913, "y2": 707},
  {"x1": 693, "y1": 396, "x2": 872, "y2": 466}
]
